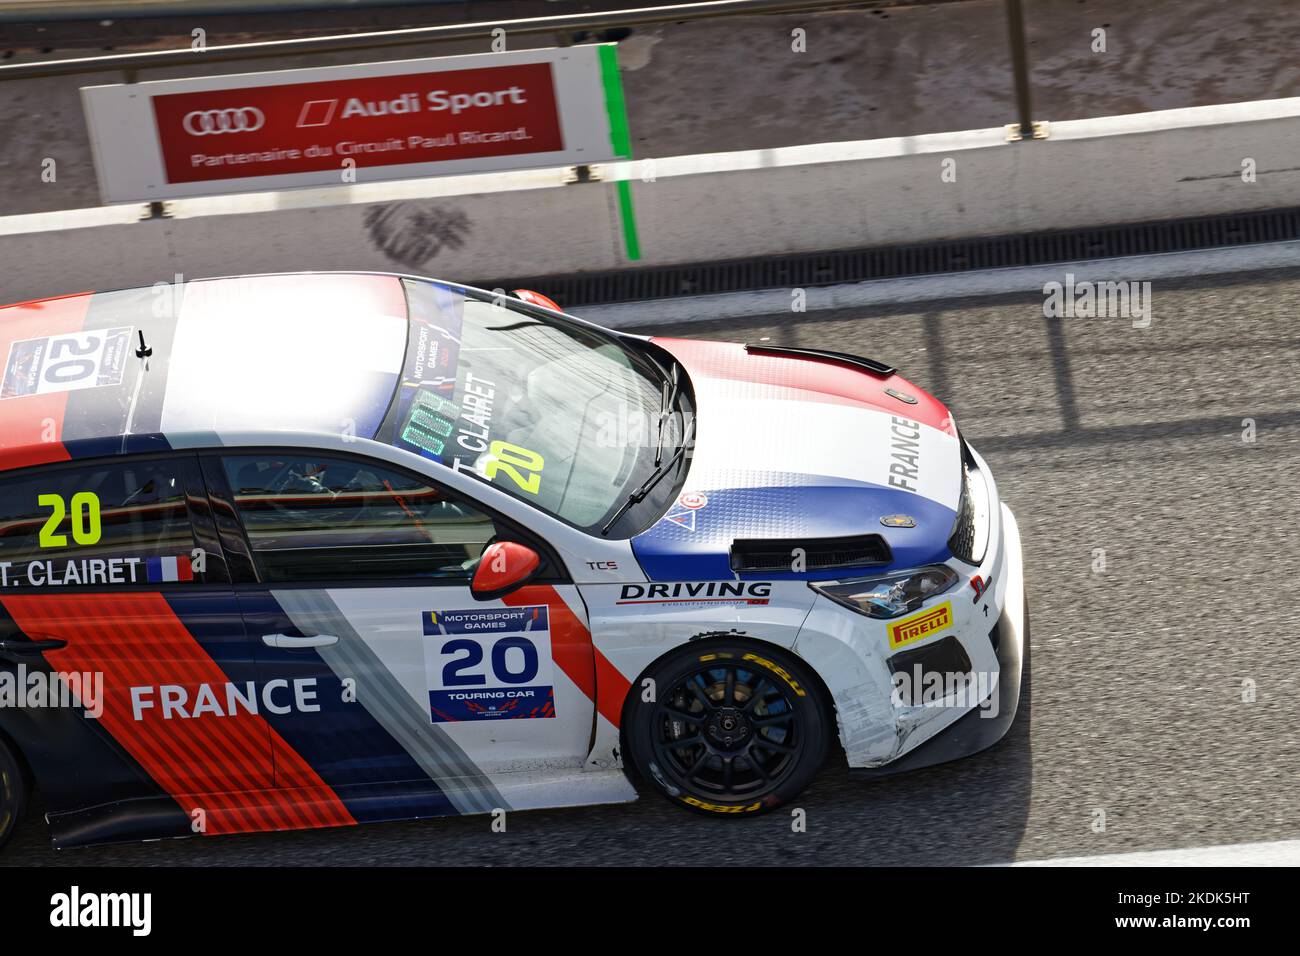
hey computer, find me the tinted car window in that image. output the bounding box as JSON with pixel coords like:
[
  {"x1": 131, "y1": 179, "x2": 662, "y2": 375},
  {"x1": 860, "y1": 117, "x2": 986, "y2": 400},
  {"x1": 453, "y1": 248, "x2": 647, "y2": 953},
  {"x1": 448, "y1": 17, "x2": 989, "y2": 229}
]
[
  {"x1": 0, "y1": 460, "x2": 197, "y2": 589},
  {"x1": 222, "y1": 454, "x2": 498, "y2": 583},
  {"x1": 385, "y1": 281, "x2": 681, "y2": 535}
]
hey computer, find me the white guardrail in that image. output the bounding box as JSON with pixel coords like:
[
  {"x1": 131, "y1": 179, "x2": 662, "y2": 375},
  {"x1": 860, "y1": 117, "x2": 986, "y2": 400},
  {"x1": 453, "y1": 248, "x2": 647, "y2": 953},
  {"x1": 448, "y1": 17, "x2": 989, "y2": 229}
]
[{"x1": 2, "y1": 96, "x2": 1300, "y2": 306}]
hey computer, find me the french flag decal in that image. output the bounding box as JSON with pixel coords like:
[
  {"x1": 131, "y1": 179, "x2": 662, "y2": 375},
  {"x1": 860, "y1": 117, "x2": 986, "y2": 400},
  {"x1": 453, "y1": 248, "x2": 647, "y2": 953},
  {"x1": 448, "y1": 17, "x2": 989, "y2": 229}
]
[{"x1": 146, "y1": 555, "x2": 194, "y2": 583}]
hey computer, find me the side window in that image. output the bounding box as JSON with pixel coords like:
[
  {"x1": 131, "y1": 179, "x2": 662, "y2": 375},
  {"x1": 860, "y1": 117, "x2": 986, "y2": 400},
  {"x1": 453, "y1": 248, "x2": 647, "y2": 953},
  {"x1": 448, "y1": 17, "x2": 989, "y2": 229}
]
[
  {"x1": 221, "y1": 454, "x2": 501, "y2": 583},
  {"x1": 0, "y1": 459, "x2": 199, "y2": 589}
]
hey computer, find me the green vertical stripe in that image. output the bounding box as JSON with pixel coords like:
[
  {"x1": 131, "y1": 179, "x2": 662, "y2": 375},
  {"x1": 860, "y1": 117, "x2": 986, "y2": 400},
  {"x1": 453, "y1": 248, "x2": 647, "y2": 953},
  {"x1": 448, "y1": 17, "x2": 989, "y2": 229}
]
[
  {"x1": 616, "y1": 179, "x2": 641, "y2": 261},
  {"x1": 598, "y1": 44, "x2": 633, "y2": 159},
  {"x1": 598, "y1": 43, "x2": 640, "y2": 261}
]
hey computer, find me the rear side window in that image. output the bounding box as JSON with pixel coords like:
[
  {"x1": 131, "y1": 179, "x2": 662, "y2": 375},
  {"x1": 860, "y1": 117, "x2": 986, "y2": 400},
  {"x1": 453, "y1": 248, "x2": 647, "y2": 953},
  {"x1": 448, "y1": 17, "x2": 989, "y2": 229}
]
[
  {"x1": 0, "y1": 460, "x2": 198, "y2": 589},
  {"x1": 221, "y1": 454, "x2": 500, "y2": 583}
]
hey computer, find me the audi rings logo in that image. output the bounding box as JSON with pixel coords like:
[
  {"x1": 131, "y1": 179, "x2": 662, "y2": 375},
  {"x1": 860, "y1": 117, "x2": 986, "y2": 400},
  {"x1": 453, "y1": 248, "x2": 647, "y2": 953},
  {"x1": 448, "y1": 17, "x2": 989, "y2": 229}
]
[{"x1": 182, "y1": 107, "x2": 265, "y2": 136}]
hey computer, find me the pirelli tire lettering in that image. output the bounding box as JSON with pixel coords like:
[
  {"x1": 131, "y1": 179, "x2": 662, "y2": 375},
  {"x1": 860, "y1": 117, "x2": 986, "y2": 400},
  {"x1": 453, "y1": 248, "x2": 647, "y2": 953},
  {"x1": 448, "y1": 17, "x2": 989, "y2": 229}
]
[
  {"x1": 682, "y1": 797, "x2": 763, "y2": 814},
  {"x1": 739, "y1": 652, "x2": 807, "y2": 697}
]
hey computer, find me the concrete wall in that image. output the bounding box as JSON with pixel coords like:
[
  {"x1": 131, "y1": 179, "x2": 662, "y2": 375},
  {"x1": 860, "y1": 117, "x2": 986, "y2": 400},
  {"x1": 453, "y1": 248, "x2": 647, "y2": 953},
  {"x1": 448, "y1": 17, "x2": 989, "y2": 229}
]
[{"x1": 2, "y1": 97, "x2": 1298, "y2": 305}]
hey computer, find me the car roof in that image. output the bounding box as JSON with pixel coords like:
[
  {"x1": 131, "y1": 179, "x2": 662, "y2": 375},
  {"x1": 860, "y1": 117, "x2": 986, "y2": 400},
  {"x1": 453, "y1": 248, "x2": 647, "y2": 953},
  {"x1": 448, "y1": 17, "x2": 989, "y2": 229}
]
[{"x1": 0, "y1": 273, "x2": 412, "y2": 474}]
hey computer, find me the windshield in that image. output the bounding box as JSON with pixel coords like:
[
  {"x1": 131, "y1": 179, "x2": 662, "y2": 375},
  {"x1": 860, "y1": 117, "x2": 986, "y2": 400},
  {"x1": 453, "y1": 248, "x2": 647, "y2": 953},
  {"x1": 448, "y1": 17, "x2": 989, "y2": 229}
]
[{"x1": 378, "y1": 280, "x2": 688, "y2": 535}]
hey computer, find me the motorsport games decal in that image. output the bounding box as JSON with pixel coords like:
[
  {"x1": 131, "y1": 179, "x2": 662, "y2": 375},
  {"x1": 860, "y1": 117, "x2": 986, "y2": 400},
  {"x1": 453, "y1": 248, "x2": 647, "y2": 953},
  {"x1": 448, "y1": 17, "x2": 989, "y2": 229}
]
[
  {"x1": 421, "y1": 605, "x2": 556, "y2": 721},
  {"x1": 390, "y1": 281, "x2": 464, "y2": 460}
]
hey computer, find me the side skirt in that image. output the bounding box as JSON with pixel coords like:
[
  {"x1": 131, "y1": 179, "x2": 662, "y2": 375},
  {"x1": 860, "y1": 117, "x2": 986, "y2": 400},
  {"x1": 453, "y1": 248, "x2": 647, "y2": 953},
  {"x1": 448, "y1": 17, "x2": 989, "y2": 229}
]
[{"x1": 47, "y1": 769, "x2": 639, "y2": 849}]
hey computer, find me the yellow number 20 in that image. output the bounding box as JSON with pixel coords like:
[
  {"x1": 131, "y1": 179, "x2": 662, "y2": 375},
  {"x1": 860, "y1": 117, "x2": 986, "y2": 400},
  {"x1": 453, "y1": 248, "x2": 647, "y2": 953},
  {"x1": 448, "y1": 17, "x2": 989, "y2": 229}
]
[
  {"x1": 38, "y1": 491, "x2": 102, "y2": 548},
  {"x1": 484, "y1": 441, "x2": 544, "y2": 495}
]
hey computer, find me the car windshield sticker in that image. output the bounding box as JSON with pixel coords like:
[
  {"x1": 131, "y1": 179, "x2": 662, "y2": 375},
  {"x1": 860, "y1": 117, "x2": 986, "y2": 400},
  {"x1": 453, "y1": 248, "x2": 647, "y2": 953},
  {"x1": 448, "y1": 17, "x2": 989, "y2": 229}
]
[
  {"x1": 422, "y1": 606, "x2": 556, "y2": 722},
  {"x1": 391, "y1": 283, "x2": 559, "y2": 500},
  {"x1": 1, "y1": 326, "x2": 133, "y2": 400},
  {"x1": 481, "y1": 440, "x2": 543, "y2": 495},
  {"x1": 399, "y1": 389, "x2": 460, "y2": 457},
  {"x1": 390, "y1": 282, "x2": 464, "y2": 460}
]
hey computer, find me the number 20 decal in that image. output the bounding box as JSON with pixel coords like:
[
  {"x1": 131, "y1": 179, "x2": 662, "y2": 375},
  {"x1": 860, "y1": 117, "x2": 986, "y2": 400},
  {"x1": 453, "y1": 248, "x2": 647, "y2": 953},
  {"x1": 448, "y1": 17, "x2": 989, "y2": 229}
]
[
  {"x1": 484, "y1": 440, "x2": 544, "y2": 495},
  {"x1": 442, "y1": 636, "x2": 541, "y2": 686},
  {"x1": 38, "y1": 492, "x2": 103, "y2": 548},
  {"x1": 44, "y1": 333, "x2": 103, "y2": 387}
]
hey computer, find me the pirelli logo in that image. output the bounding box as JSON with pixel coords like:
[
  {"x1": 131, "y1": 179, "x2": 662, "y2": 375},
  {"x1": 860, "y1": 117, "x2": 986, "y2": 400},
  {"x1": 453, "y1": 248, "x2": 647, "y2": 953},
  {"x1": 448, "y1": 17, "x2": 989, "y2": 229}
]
[{"x1": 888, "y1": 601, "x2": 953, "y2": 650}]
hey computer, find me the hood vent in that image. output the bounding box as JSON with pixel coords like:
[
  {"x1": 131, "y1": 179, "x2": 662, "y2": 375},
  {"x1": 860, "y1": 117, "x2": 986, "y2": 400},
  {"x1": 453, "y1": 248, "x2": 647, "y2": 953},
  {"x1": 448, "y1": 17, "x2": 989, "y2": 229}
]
[
  {"x1": 743, "y1": 344, "x2": 896, "y2": 378},
  {"x1": 729, "y1": 534, "x2": 892, "y2": 574}
]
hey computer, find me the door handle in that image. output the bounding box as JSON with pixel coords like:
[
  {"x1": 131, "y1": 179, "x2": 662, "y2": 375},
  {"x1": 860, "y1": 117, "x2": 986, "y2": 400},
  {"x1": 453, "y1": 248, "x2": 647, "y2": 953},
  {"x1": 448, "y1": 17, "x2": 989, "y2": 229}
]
[
  {"x1": 262, "y1": 633, "x2": 339, "y2": 649},
  {"x1": 0, "y1": 637, "x2": 68, "y2": 661}
]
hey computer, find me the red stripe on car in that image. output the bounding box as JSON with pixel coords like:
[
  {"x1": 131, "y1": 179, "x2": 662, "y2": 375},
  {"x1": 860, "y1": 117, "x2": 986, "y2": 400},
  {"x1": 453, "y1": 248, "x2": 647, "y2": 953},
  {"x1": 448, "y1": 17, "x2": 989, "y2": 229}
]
[
  {"x1": 1, "y1": 592, "x2": 355, "y2": 835},
  {"x1": 593, "y1": 649, "x2": 632, "y2": 729},
  {"x1": 651, "y1": 337, "x2": 956, "y2": 435},
  {"x1": 501, "y1": 585, "x2": 632, "y2": 728},
  {"x1": 502, "y1": 585, "x2": 596, "y2": 706}
]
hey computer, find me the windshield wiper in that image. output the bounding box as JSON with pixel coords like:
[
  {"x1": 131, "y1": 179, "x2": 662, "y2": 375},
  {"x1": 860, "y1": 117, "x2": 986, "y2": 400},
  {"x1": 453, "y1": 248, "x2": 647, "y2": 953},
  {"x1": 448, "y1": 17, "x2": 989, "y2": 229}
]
[
  {"x1": 602, "y1": 415, "x2": 696, "y2": 536},
  {"x1": 655, "y1": 359, "x2": 681, "y2": 467}
]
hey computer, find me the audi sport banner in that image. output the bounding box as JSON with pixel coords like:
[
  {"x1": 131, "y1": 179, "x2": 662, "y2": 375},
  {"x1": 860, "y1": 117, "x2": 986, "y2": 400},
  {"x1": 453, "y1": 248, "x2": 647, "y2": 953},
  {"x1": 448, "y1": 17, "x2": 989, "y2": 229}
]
[{"x1": 81, "y1": 45, "x2": 630, "y2": 203}]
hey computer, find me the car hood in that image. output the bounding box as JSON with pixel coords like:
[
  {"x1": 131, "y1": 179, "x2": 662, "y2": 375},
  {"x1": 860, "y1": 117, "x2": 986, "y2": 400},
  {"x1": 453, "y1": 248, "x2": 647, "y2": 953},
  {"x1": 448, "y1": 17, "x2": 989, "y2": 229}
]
[{"x1": 630, "y1": 338, "x2": 964, "y2": 581}]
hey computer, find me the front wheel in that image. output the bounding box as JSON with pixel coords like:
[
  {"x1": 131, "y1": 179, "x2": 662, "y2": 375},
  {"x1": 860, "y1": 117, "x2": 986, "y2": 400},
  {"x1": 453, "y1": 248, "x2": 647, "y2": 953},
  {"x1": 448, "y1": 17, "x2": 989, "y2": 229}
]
[{"x1": 623, "y1": 640, "x2": 829, "y2": 815}]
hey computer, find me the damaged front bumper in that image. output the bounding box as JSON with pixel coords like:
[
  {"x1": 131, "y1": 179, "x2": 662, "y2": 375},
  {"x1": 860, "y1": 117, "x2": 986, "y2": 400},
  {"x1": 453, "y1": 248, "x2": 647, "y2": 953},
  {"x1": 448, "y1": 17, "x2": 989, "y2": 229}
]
[
  {"x1": 849, "y1": 503, "x2": 1027, "y2": 777},
  {"x1": 793, "y1": 499, "x2": 1028, "y2": 775}
]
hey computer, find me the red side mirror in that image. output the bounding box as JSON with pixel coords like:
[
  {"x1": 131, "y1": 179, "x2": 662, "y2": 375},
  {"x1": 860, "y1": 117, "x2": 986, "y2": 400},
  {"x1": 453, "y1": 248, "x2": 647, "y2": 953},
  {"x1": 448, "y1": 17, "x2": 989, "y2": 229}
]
[
  {"x1": 512, "y1": 289, "x2": 562, "y2": 312},
  {"x1": 472, "y1": 541, "x2": 542, "y2": 600}
]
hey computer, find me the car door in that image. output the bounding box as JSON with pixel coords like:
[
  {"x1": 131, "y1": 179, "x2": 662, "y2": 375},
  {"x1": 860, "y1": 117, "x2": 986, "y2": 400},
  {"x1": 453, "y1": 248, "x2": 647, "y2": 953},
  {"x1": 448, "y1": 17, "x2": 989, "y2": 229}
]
[
  {"x1": 0, "y1": 453, "x2": 296, "y2": 839},
  {"x1": 202, "y1": 449, "x2": 595, "y2": 819}
]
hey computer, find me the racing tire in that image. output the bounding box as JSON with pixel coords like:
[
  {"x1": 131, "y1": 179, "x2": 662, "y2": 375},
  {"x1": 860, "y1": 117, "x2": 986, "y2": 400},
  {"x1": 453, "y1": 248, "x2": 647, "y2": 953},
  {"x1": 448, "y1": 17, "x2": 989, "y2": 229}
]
[
  {"x1": 0, "y1": 736, "x2": 27, "y2": 850},
  {"x1": 624, "y1": 639, "x2": 829, "y2": 816}
]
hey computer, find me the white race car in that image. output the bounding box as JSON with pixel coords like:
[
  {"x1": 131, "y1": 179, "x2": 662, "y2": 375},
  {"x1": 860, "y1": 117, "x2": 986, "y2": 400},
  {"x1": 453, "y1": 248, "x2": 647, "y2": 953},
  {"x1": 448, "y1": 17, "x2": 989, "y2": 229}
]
[{"x1": 0, "y1": 273, "x2": 1026, "y2": 848}]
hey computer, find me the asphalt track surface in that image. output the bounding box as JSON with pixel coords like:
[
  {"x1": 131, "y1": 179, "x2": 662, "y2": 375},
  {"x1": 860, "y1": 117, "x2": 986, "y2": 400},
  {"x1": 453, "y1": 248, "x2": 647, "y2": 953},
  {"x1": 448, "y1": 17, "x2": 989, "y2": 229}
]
[{"x1": 6, "y1": 264, "x2": 1300, "y2": 866}]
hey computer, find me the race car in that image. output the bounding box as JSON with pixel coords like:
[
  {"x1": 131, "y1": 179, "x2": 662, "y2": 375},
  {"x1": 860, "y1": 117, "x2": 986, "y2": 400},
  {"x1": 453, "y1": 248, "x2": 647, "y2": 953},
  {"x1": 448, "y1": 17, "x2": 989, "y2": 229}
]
[{"x1": 0, "y1": 273, "x2": 1026, "y2": 849}]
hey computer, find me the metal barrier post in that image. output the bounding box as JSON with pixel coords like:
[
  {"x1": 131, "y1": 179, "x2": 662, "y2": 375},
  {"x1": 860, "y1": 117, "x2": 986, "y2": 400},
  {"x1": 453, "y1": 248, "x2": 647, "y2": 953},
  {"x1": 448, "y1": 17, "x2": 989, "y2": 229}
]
[{"x1": 1005, "y1": 0, "x2": 1042, "y2": 141}]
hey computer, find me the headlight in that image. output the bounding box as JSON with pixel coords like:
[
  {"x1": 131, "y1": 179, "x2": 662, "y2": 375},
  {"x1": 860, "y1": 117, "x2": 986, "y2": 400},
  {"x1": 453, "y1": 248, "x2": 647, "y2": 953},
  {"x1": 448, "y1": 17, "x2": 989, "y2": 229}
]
[{"x1": 809, "y1": 565, "x2": 959, "y2": 619}]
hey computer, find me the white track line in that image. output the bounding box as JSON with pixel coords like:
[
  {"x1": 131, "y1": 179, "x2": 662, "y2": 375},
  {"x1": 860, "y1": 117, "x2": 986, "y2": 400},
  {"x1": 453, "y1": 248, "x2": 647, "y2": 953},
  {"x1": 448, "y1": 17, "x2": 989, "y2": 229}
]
[
  {"x1": 1007, "y1": 838, "x2": 1300, "y2": 867},
  {"x1": 581, "y1": 241, "x2": 1300, "y2": 327}
]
